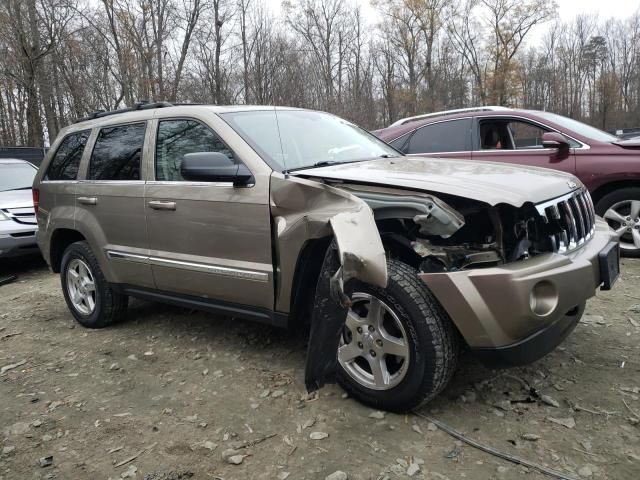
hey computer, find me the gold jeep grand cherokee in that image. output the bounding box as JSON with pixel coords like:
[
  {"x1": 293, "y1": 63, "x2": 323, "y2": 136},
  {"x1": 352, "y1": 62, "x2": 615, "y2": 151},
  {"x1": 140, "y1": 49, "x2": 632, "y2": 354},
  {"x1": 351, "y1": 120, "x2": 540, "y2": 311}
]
[{"x1": 33, "y1": 103, "x2": 619, "y2": 412}]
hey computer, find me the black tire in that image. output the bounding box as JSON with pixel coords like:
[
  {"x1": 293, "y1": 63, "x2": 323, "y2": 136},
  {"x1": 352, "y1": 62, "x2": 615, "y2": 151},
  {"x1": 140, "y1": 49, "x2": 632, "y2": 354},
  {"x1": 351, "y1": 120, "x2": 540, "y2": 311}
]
[
  {"x1": 60, "y1": 241, "x2": 128, "y2": 328},
  {"x1": 336, "y1": 259, "x2": 459, "y2": 412},
  {"x1": 595, "y1": 187, "x2": 640, "y2": 258}
]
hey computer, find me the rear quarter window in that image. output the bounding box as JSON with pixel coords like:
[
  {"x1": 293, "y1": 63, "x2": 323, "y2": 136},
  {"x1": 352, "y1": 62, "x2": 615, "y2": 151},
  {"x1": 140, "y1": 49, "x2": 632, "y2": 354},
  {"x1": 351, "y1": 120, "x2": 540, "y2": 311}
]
[
  {"x1": 45, "y1": 131, "x2": 90, "y2": 180},
  {"x1": 88, "y1": 123, "x2": 146, "y2": 180}
]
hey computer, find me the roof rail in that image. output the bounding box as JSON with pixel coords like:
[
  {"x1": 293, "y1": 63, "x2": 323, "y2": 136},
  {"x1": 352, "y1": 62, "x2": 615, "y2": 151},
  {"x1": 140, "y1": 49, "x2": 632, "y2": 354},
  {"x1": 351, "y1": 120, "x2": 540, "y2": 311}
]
[
  {"x1": 74, "y1": 100, "x2": 175, "y2": 124},
  {"x1": 389, "y1": 106, "x2": 511, "y2": 127}
]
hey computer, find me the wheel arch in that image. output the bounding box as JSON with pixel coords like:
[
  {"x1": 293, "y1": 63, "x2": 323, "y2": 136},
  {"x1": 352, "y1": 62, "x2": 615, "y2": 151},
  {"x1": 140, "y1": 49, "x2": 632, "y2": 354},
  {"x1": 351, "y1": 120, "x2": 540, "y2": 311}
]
[
  {"x1": 287, "y1": 223, "x2": 424, "y2": 329},
  {"x1": 590, "y1": 180, "x2": 640, "y2": 208},
  {"x1": 50, "y1": 229, "x2": 86, "y2": 273},
  {"x1": 288, "y1": 236, "x2": 333, "y2": 328}
]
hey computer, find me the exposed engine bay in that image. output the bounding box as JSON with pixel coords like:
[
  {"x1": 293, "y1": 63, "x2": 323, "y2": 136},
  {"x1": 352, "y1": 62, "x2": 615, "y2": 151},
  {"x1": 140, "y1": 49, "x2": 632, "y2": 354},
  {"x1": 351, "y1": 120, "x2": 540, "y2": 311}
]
[{"x1": 336, "y1": 183, "x2": 565, "y2": 274}]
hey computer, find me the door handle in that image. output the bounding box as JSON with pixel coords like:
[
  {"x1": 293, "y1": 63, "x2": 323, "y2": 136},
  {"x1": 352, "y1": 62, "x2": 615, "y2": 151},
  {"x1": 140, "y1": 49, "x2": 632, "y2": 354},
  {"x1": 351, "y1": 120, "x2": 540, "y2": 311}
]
[
  {"x1": 148, "y1": 200, "x2": 176, "y2": 211},
  {"x1": 78, "y1": 196, "x2": 97, "y2": 205}
]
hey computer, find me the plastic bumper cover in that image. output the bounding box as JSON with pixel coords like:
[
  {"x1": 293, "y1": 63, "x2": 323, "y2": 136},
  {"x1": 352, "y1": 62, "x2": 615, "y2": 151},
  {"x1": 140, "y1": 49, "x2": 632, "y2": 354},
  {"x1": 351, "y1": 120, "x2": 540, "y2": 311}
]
[
  {"x1": 420, "y1": 219, "x2": 617, "y2": 366},
  {"x1": 0, "y1": 224, "x2": 38, "y2": 258}
]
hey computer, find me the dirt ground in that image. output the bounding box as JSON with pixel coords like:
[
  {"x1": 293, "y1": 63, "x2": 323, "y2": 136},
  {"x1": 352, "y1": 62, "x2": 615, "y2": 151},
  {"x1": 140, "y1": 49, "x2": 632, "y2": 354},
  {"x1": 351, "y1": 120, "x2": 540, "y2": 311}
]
[{"x1": 1, "y1": 255, "x2": 639, "y2": 480}]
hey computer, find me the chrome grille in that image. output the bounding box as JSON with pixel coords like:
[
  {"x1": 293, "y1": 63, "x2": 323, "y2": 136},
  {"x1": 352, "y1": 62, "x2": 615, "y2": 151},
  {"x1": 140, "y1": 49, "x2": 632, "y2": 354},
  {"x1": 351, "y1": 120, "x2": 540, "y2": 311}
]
[{"x1": 535, "y1": 189, "x2": 595, "y2": 253}]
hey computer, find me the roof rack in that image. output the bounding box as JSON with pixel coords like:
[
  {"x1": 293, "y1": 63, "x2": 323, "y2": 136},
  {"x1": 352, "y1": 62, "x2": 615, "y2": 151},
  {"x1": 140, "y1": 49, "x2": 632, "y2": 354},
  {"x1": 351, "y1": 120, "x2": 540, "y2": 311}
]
[
  {"x1": 389, "y1": 106, "x2": 511, "y2": 127},
  {"x1": 74, "y1": 100, "x2": 175, "y2": 124}
]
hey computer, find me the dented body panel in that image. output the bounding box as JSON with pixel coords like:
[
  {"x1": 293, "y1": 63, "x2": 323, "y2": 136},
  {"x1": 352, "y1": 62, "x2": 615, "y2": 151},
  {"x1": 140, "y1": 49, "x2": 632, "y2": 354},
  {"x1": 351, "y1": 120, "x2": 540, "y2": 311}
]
[
  {"x1": 295, "y1": 156, "x2": 582, "y2": 207},
  {"x1": 270, "y1": 174, "x2": 387, "y2": 312},
  {"x1": 422, "y1": 219, "x2": 615, "y2": 354}
]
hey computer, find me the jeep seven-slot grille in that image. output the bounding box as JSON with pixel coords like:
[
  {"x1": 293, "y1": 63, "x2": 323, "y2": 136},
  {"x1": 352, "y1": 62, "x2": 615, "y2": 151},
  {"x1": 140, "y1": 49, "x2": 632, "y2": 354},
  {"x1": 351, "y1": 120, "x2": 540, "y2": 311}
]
[{"x1": 535, "y1": 189, "x2": 595, "y2": 253}]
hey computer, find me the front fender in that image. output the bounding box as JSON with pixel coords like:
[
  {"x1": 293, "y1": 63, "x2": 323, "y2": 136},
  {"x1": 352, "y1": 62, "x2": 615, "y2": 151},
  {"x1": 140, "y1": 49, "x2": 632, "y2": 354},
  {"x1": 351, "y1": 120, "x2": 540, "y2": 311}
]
[
  {"x1": 270, "y1": 173, "x2": 388, "y2": 393},
  {"x1": 270, "y1": 174, "x2": 387, "y2": 312}
]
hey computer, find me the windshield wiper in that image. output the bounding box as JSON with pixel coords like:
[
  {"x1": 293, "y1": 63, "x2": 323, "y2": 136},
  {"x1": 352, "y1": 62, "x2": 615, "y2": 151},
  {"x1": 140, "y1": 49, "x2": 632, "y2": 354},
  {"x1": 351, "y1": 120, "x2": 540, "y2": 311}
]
[
  {"x1": 285, "y1": 160, "x2": 346, "y2": 173},
  {"x1": 285, "y1": 155, "x2": 401, "y2": 174}
]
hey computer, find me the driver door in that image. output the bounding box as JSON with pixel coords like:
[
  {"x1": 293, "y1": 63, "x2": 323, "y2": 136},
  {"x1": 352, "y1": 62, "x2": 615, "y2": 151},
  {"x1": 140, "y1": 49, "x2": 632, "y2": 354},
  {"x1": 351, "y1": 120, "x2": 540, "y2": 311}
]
[{"x1": 144, "y1": 117, "x2": 274, "y2": 310}]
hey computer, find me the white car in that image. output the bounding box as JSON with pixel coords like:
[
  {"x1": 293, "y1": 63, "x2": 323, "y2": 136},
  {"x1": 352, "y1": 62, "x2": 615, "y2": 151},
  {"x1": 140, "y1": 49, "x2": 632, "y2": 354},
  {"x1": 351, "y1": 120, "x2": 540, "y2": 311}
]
[{"x1": 0, "y1": 158, "x2": 39, "y2": 258}]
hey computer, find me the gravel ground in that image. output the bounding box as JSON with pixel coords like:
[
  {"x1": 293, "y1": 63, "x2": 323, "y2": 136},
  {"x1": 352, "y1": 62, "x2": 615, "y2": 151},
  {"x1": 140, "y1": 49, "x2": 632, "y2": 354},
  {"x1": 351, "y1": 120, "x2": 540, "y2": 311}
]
[{"x1": 1, "y1": 255, "x2": 639, "y2": 480}]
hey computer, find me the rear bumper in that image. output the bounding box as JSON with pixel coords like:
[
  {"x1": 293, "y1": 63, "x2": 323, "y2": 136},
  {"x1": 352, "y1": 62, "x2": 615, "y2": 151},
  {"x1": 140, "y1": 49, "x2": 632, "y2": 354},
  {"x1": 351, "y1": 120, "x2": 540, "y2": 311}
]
[
  {"x1": 420, "y1": 219, "x2": 617, "y2": 365},
  {"x1": 0, "y1": 224, "x2": 38, "y2": 258}
]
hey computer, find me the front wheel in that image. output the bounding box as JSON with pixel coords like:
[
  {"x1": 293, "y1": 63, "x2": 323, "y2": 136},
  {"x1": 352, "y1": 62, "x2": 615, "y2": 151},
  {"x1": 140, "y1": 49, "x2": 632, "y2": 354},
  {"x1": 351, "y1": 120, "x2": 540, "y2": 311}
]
[
  {"x1": 336, "y1": 259, "x2": 459, "y2": 412},
  {"x1": 596, "y1": 187, "x2": 640, "y2": 257}
]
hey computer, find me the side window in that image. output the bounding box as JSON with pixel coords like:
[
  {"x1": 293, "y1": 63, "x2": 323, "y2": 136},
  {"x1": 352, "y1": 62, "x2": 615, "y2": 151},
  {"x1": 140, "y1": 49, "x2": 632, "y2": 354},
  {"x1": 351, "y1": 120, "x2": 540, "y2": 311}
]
[
  {"x1": 45, "y1": 131, "x2": 90, "y2": 180},
  {"x1": 479, "y1": 121, "x2": 513, "y2": 149},
  {"x1": 407, "y1": 119, "x2": 472, "y2": 154},
  {"x1": 507, "y1": 121, "x2": 547, "y2": 149},
  {"x1": 155, "y1": 119, "x2": 235, "y2": 181},
  {"x1": 88, "y1": 123, "x2": 146, "y2": 180}
]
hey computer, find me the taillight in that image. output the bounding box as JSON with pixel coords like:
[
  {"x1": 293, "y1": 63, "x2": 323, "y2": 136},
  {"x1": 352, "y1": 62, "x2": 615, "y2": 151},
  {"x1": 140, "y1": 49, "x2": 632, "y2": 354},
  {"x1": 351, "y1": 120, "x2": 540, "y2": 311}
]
[{"x1": 32, "y1": 188, "x2": 39, "y2": 215}]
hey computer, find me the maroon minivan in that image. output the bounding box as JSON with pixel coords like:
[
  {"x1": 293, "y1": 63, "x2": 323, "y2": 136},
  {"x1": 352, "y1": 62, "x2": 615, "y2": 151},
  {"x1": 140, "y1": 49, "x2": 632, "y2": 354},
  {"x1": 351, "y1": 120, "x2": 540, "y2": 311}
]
[{"x1": 375, "y1": 107, "x2": 640, "y2": 256}]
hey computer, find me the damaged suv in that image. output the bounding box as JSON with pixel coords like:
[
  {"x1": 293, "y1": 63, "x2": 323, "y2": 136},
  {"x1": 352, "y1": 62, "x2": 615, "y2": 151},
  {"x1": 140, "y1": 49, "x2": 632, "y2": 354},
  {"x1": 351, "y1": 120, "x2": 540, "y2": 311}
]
[{"x1": 34, "y1": 104, "x2": 619, "y2": 412}]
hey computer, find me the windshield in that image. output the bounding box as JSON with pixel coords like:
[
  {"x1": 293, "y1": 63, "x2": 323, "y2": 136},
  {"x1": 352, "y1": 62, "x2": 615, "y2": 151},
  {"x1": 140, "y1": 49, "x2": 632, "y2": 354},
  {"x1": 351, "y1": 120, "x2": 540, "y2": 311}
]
[
  {"x1": 0, "y1": 163, "x2": 37, "y2": 192},
  {"x1": 534, "y1": 112, "x2": 618, "y2": 143},
  {"x1": 220, "y1": 110, "x2": 399, "y2": 171}
]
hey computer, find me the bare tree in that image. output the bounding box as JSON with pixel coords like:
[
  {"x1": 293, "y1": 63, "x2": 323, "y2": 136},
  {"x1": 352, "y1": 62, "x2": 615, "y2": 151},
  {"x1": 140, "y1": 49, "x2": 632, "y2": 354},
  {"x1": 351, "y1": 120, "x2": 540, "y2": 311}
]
[{"x1": 0, "y1": 0, "x2": 639, "y2": 147}]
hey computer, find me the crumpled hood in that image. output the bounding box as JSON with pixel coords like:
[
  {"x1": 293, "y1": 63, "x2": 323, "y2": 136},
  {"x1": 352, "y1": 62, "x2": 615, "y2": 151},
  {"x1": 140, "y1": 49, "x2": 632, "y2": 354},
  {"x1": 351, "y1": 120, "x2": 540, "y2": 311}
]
[
  {"x1": 0, "y1": 189, "x2": 34, "y2": 209},
  {"x1": 295, "y1": 157, "x2": 581, "y2": 207}
]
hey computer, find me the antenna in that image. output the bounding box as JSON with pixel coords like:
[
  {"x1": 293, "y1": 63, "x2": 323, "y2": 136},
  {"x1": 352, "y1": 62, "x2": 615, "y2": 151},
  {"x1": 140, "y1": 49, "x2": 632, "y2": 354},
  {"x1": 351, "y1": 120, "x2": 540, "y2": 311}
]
[{"x1": 272, "y1": 103, "x2": 288, "y2": 176}]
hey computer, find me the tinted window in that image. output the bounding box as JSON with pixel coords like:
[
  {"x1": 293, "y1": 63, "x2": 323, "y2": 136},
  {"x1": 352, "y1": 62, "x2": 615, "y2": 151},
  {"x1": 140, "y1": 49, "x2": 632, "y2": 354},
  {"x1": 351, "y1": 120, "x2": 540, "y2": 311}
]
[
  {"x1": 389, "y1": 133, "x2": 411, "y2": 153},
  {"x1": 407, "y1": 119, "x2": 472, "y2": 154},
  {"x1": 155, "y1": 119, "x2": 235, "y2": 181},
  {"x1": 45, "y1": 131, "x2": 90, "y2": 180},
  {"x1": 0, "y1": 163, "x2": 36, "y2": 192},
  {"x1": 88, "y1": 123, "x2": 146, "y2": 180}
]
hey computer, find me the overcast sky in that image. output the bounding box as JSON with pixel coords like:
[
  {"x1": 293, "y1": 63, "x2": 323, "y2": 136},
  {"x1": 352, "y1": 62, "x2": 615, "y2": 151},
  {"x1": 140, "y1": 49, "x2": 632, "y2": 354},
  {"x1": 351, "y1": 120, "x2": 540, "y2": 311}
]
[
  {"x1": 552, "y1": 0, "x2": 639, "y2": 19},
  {"x1": 527, "y1": 0, "x2": 640, "y2": 42},
  {"x1": 273, "y1": 0, "x2": 640, "y2": 46}
]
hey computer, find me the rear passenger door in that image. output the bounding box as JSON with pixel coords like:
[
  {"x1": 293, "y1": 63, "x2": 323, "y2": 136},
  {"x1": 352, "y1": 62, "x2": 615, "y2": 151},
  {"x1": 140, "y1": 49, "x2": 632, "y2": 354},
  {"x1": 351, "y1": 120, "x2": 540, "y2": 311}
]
[
  {"x1": 75, "y1": 122, "x2": 155, "y2": 288},
  {"x1": 392, "y1": 118, "x2": 473, "y2": 160},
  {"x1": 40, "y1": 130, "x2": 90, "y2": 232},
  {"x1": 144, "y1": 117, "x2": 274, "y2": 310}
]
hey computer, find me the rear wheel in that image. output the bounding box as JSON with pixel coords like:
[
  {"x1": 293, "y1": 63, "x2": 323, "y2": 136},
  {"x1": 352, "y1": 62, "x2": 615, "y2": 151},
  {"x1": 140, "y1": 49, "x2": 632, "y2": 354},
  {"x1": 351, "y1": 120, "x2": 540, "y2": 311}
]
[
  {"x1": 60, "y1": 241, "x2": 128, "y2": 328},
  {"x1": 596, "y1": 187, "x2": 640, "y2": 257},
  {"x1": 336, "y1": 259, "x2": 459, "y2": 412}
]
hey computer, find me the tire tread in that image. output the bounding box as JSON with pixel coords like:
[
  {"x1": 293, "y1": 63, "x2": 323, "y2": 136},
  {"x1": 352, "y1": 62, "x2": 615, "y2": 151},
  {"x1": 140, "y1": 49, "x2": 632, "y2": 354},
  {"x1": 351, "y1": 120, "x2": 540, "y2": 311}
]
[
  {"x1": 61, "y1": 241, "x2": 128, "y2": 328},
  {"x1": 337, "y1": 259, "x2": 459, "y2": 411}
]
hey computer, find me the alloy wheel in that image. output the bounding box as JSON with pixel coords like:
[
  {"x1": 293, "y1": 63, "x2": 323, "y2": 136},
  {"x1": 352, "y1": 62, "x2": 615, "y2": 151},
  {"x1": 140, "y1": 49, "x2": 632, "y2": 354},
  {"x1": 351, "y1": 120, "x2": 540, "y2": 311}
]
[
  {"x1": 604, "y1": 200, "x2": 640, "y2": 251},
  {"x1": 66, "y1": 258, "x2": 97, "y2": 315},
  {"x1": 338, "y1": 292, "x2": 410, "y2": 391}
]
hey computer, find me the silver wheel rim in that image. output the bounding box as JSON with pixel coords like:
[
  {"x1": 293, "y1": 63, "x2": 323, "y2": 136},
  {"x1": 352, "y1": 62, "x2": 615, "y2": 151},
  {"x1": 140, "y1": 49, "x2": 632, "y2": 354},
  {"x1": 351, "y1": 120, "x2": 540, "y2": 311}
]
[
  {"x1": 66, "y1": 258, "x2": 97, "y2": 315},
  {"x1": 604, "y1": 200, "x2": 640, "y2": 251},
  {"x1": 338, "y1": 292, "x2": 410, "y2": 391}
]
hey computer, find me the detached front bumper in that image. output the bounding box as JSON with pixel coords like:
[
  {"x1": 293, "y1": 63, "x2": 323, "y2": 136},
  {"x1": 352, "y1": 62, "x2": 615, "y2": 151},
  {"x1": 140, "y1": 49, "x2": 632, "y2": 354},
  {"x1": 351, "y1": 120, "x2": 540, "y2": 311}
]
[{"x1": 421, "y1": 219, "x2": 618, "y2": 367}]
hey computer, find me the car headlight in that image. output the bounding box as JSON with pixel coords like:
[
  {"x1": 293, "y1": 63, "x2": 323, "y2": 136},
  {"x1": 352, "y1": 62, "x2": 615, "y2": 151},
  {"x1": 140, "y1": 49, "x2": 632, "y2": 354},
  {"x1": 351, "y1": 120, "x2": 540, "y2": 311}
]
[{"x1": 0, "y1": 210, "x2": 11, "y2": 221}]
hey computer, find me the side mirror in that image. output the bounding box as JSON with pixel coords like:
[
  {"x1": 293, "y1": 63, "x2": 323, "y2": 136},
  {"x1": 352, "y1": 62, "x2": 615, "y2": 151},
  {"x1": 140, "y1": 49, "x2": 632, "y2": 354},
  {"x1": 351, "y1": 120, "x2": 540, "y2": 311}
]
[
  {"x1": 542, "y1": 132, "x2": 570, "y2": 150},
  {"x1": 180, "y1": 152, "x2": 253, "y2": 186}
]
